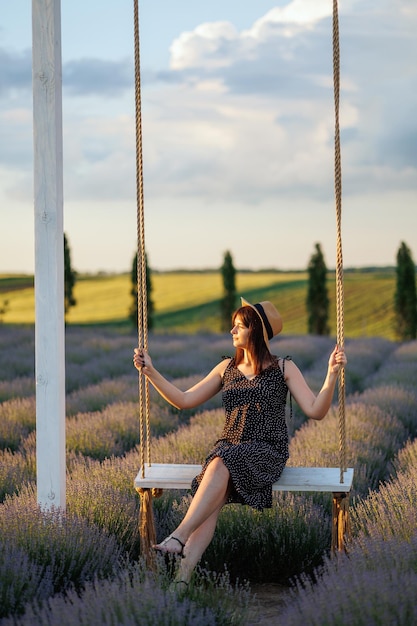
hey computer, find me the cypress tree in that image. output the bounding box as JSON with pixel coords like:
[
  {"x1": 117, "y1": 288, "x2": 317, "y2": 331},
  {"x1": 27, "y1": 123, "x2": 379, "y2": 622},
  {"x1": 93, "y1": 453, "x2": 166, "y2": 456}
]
[
  {"x1": 220, "y1": 251, "x2": 237, "y2": 332},
  {"x1": 63, "y1": 233, "x2": 76, "y2": 315},
  {"x1": 306, "y1": 243, "x2": 330, "y2": 335},
  {"x1": 394, "y1": 241, "x2": 417, "y2": 340},
  {"x1": 129, "y1": 252, "x2": 154, "y2": 330}
]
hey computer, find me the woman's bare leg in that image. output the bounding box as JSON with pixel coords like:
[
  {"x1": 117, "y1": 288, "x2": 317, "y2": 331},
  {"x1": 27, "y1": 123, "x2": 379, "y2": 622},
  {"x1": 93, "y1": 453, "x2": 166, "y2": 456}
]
[
  {"x1": 154, "y1": 457, "x2": 231, "y2": 556},
  {"x1": 174, "y1": 505, "x2": 223, "y2": 584}
]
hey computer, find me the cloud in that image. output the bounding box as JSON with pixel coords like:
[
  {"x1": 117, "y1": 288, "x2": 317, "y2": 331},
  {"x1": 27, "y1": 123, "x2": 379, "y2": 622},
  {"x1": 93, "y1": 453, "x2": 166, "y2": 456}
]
[
  {"x1": 263, "y1": 0, "x2": 332, "y2": 24},
  {"x1": 170, "y1": 22, "x2": 239, "y2": 70},
  {"x1": 63, "y1": 114, "x2": 136, "y2": 201},
  {"x1": 2, "y1": 2, "x2": 416, "y2": 204},
  {"x1": 148, "y1": 0, "x2": 417, "y2": 200},
  {"x1": 63, "y1": 57, "x2": 133, "y2": 96},
  {"x1": 169, "y1": 0, "x2": 336, "y2": 72},
  {"x1": 0, "y1": 45, "x2": 133, "y2": 98},
  {"x1": 0, "y1": 108, "x2": 32, "y2": 172},
  {"x1": 1, "y1": 1, "x2": 416, "y2": 273},
  {"x1": 0, "y1": 48, "x2": 32, "y2": 95}
]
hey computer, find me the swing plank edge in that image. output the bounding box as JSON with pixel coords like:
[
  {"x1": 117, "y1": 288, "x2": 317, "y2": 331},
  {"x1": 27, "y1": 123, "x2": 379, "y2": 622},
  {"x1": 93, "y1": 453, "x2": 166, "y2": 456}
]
[{"x1": 134, "y1": 464, "x2": 354, "y2": 493}]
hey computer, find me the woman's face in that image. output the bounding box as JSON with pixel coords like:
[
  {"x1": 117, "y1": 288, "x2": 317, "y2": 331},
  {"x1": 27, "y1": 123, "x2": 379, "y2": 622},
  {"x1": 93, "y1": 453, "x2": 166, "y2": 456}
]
[{"x1": 230, "y1": 314, "x2": 250, "y2": 349}]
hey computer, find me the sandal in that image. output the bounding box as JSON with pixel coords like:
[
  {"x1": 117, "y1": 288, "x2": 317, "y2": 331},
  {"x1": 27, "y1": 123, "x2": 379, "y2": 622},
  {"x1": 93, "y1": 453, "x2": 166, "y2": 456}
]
[
  {"x1": 170, "y1": 580, "x2": 189, "y2": 594},
  {"x1": 154, "y1": 535, "x2": 186, "y2": 558}
]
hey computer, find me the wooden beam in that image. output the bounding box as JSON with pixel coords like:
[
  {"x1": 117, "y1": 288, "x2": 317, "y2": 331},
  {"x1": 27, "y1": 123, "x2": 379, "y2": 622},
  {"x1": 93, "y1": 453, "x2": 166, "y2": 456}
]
[{"x1": 32, "y1": 0, "x2": 66, "y2": 509}]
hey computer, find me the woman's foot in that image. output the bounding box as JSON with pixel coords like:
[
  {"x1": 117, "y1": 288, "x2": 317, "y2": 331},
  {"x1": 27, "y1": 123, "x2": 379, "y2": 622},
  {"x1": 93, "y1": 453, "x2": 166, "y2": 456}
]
[
  {"x1": 169, "y1": 580, "x2": 189, "y2": 595},
  {"x1": 153, "y1": 535, "x2": 186, "y2": 557}
]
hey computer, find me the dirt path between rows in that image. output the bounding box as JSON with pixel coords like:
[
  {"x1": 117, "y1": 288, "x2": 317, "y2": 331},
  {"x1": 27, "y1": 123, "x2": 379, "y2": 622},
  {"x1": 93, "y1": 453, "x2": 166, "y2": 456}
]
[{"x1": 246, "y1": 583, "x2": 295, "y2": 625}]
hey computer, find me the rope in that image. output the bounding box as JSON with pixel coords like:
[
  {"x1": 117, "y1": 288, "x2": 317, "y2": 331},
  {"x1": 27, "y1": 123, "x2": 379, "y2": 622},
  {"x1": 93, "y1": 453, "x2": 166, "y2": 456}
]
[
  {"x1": 332, "y1": 0, "x2": 347, "y2": 482},
  {"x1": 131, "y1": 0, "x2": 347, "y2": 490},
  {"x1": 133, "y1": 0, "x2": 163, "y2": 568},
  {"x1": 133, "y1": 0, "x2": 151, "y2": 478}
]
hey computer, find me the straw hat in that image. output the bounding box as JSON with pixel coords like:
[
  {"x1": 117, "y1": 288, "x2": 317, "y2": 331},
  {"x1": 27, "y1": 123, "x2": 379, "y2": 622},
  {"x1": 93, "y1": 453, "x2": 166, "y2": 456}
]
[{"x1": 240, "y1": 297, "x2": 283, "y2": 348}]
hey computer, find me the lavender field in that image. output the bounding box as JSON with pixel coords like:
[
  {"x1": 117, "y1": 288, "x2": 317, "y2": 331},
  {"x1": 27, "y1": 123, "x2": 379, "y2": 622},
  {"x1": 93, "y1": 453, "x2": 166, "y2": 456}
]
[{"x1": 1, "y1": 323, "x2": 417, "y2": 625}]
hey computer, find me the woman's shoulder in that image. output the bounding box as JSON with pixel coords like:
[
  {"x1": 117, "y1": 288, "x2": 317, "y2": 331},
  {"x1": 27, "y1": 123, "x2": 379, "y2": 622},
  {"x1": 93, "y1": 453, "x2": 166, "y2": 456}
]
[{"x1": 214, "y1": 356, "x2": 233, "y2": 381}]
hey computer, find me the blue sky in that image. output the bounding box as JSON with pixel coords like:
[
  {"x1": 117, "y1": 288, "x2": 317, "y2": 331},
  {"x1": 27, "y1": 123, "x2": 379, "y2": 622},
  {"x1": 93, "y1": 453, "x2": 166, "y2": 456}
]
[{"x1": 1, "y1": 1, "x2": 416, "y2": 274}]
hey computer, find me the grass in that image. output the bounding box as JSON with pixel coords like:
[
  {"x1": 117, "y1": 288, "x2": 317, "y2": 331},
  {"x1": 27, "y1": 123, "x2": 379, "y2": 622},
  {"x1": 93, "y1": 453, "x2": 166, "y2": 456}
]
[
  {"x1": 0, "y1": 268, "x2": 399, "y2": 338},
  {"x1": 0, "y1": 275, "x2": 34, "y2": 293}
]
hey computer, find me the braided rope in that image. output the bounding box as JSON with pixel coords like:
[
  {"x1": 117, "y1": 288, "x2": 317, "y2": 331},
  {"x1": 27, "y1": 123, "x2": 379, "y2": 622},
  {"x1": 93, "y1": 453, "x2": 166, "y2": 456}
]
[
  {"x1": 332, "y1": 0, "x2": 347, "y2": 482},
  {"x1": 131, "y1": 0, "x2": 347, "y2": 485},
  {"x1": 133, "y1": 0, "x2": 151, "y2": 478}
]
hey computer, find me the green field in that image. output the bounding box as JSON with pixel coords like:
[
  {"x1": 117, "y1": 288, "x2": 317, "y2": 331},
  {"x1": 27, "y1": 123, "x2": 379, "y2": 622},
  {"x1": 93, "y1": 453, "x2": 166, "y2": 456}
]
[{"x1": 0, "y1": 269, "x2": 397, "y2": 338}]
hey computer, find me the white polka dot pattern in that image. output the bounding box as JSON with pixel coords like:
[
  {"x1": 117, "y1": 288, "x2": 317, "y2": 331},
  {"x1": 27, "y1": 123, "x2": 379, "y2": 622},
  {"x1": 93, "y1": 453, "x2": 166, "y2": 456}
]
[{"x1": 191, "y1": 356, "x2": 291, "y2": 510}]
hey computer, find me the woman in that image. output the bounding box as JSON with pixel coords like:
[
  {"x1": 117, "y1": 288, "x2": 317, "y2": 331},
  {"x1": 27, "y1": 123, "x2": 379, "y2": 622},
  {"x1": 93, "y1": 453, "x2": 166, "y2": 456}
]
[{"x1": 133, "y1": 298, "x2": 346, "y2": 587}]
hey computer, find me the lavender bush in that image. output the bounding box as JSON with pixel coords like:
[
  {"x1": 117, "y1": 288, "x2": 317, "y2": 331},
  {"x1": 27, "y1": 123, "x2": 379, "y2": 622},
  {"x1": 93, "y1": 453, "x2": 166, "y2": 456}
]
[
  {"x1": 0, "y1": 487, "x2": 125, "y2": 597},
  {"x1": 3, "y1": 564, "x2": 250, "y2": 626},
  {"x1": 149, "y1": 409, "x2": 225, "y2": 464},
  {"x1": 66, "y1": 454, "x2": 142, "y2": 558},
  {"x1": 276, "y1": 461, "x2": 417, "y2": 625},
  {"x1": 365, "y1": 340, "x2": 417, "y2": 392},
  {"x1": 0, "y1": 397, "x2": 36, "y2": 450},
  {"x1": 64, "y1": 327, "x2": 134, "y2": 392},
  {"x1": 0, "y1": 326, "x2": 35, "y2": 381},
  {"x1": 1, "y1": 326, "x2": 417, "y2": 623},
  {"x1": 0, "y1": 540, "x2": 54, "y2": 619},
  {"x1": 357, "y1": 385, "x2": 417, "y2": 435},
  {"x1": 65, "y1": 375, "x2": 138, "y2": 415},
  {"x1": 281, "y1": 336, "x2": 395, "y2": 397},
  {"x1": 203, "y1": 493, "x2": 331, "y2": 584},
  {"x1": 0, "y1": 447, "x2": 35, "y2": 501},
  {"x1": 0, "y1": 376, "x2": 35, "y2": 402},
  {"x1": 393, "y1": 437, "x2": 417, "y2": 477},
  {"x1": 279, "y1": 533, "x2": 417, "y2": 626},
  {"x1": 341, "y1": 336, "x2": 395, "y2": 393},
  {"x1": 351, "y1": 470, "x2": 417, "y2": 541},
  {"x1": 66, "y1": 402, "x2": 141, "y2": 460},
  {"x1": 282, "y1": 401, "x2": 407, "y2": 498}
]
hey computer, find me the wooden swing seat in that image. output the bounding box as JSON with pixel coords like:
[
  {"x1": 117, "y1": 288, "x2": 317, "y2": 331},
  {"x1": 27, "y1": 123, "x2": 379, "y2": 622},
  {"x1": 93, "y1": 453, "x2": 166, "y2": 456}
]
[
  {"x1": 135, "y1": 464, "x2": 354, "y2": 553},
  {"x1": 132, "y1": 0, "x2": 352, "y2": 557},
  {"x1": 134, "y1": 463, "x2": 354, "y2": 493}
]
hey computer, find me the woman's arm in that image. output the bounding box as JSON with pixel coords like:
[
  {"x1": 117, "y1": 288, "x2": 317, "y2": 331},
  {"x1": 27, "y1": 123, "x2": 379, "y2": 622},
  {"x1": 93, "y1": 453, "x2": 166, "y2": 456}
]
[
  {"x1": 133, "y1": 349, "x2": 229, "y2": 410},
  {"x1": 284, "y1": 345, "x2": 347, "y2": 421}
]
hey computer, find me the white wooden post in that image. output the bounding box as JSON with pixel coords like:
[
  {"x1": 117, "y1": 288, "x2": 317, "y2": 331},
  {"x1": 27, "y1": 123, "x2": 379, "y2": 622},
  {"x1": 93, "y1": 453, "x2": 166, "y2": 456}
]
[{"x1": 32, "y1": 0, "x2": 66, "y2": 509}]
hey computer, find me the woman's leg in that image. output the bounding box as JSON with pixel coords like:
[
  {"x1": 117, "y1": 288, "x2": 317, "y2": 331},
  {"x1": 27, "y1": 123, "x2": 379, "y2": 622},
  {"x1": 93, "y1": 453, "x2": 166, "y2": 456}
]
[
  {"x1": 174, "y1": 504, "x2": 223, "y2": 584},
  {"x1": 154, "y1": 456, "x2": 231, "y2": 555}
]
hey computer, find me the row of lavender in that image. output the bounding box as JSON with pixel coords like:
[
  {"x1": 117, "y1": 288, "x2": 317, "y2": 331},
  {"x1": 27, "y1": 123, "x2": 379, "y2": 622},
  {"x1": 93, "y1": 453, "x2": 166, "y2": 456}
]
[{"x1": 0, "y1": 325, "x2": 417, "y2": 624}]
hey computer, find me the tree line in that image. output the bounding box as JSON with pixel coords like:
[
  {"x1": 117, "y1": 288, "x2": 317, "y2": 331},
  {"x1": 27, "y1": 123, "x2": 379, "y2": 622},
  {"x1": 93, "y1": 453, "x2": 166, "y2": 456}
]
[
  {"x1": 306, "y1": 241, "x2": 417, "y2": 340},
  {"x1": 63, "y1": 236, "x2": 417, "y2": 341}
]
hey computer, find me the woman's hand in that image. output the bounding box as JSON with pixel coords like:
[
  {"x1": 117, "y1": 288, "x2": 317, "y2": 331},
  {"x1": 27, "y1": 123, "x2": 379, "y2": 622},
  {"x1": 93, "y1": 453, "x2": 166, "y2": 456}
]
[
  {"x1": 328, "y1": 345, "x2": 347, "y2": 373},
  {"x1": 133, "y1": 348, "x2": 152, "y2": 373},
  {"x1": 132, "y1": 348, "x2": 225, "y2": 410}
]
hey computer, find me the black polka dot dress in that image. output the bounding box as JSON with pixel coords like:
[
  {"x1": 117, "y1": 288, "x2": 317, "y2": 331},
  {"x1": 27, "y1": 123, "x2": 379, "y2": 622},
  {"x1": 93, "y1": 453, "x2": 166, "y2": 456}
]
[{"x1": 191, "y1": 355, "x2": 291, "y2": 511}]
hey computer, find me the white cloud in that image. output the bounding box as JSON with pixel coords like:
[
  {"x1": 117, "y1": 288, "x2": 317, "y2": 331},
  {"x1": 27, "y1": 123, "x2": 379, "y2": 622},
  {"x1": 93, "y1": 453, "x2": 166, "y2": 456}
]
[
  {"x1": 399, "y1": 0, "x2": 417, "y2": 17},
  {"x1": 63, "y1": 112, "x2": 136, "y2": 201},
  {"x1": 269, "y1": 0, "x2": 332, "y2": 24},
  {"x1": 170, "y1": 22, "x2": 239, "y2": 70},
  {"x1": 1, "y1": 1, "x2": 416, "y2": 273}
]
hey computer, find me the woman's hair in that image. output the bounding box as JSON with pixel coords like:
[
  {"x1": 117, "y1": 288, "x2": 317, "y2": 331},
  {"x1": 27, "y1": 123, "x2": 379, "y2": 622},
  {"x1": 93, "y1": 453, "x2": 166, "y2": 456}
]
[{"x1": 232, "y1": 306, "x2": 271, "y2": 374}]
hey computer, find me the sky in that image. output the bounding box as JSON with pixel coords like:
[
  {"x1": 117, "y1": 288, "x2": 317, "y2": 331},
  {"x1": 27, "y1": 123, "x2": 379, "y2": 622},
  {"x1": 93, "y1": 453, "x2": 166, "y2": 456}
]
[{"x1": 1, "y1": 0, "x2": 416, "y2": 274}]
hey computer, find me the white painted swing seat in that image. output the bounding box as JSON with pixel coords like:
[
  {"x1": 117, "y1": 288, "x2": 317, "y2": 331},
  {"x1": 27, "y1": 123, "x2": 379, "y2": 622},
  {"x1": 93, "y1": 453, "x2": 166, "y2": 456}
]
[{"x1": 134, "y1": 464, "x2": 354, "y2": 493}]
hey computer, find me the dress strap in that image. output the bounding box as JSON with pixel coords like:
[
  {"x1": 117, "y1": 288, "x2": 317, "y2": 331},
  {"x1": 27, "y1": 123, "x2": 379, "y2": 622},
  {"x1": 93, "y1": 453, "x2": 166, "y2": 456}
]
[{"x1": 281, "y1": 355, "x2": 292, "y2": 374}]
